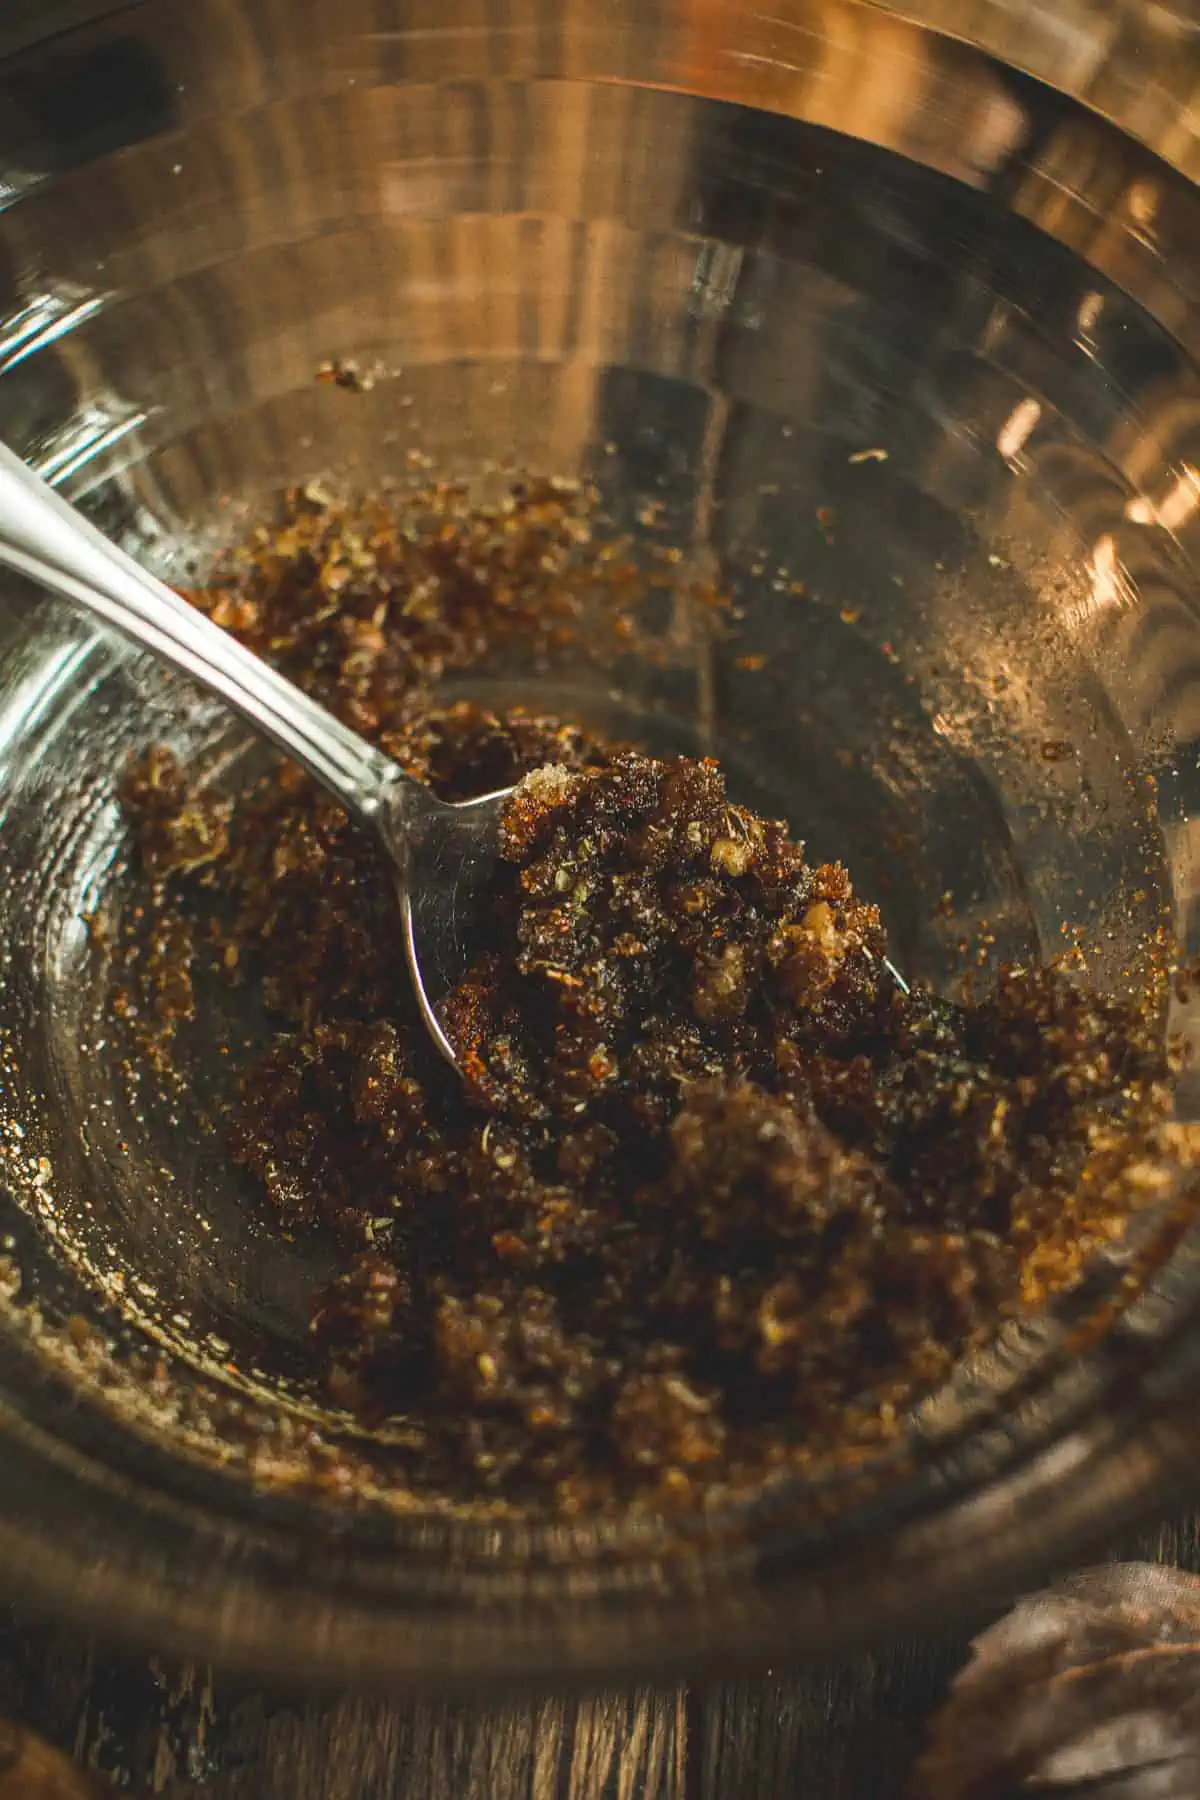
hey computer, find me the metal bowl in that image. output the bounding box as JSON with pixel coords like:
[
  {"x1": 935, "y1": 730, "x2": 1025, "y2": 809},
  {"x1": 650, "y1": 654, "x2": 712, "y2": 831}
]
[{"x1": 0, "y1": 0, "x2": 1196, "y2": 1693}]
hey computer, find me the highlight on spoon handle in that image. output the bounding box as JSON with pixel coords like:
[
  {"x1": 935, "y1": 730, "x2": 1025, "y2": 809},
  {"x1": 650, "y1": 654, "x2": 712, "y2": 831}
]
[{"x1": 0, "y1": 442, "x2": 397, "y2": 822}]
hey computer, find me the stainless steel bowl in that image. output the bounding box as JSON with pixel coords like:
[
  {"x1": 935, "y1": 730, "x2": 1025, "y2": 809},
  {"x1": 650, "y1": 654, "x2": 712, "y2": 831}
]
[{"x1": 0, "y1": 0, "x2": 1196, "y2": 1693}]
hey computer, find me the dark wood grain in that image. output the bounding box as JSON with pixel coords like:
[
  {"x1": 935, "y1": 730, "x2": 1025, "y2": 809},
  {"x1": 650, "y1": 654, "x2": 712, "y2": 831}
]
[
  {"x1": 1, "y1": 1514, "x2": 1198, "y2": 1798},
  {"x1": 697, "y1": 1643, "x2": 964, "y2": 1800},
  {"x1": 151, "y1": 1689, "x2": 688, "y2": 1800}
]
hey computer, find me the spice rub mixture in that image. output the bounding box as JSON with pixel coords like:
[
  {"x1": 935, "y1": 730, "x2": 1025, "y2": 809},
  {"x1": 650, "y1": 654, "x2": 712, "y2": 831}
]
[{"x1": 120, "y1": 480, "x2": 1182, "y2": 1516}]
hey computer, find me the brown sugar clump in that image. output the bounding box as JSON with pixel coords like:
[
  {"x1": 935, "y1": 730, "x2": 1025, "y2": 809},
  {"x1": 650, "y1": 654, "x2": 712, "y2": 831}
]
[
  {"x1": 116, "y1": 483, "x2": 1184, "y2": 1516},
  {"x1": 121, "y1": 744, "x2": 230, "y2": 877}
]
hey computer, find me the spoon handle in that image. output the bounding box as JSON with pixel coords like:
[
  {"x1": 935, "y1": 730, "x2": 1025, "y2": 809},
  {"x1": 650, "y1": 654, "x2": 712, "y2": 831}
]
[{"x1": 0, "y1": 442, "x2": 398, "y2": 823}]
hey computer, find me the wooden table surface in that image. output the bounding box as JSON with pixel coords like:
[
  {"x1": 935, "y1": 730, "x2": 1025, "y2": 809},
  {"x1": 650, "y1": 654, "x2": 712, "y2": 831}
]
[{"x1": 1, "y1": 1515, "x2": 1196, "y2": 1799}]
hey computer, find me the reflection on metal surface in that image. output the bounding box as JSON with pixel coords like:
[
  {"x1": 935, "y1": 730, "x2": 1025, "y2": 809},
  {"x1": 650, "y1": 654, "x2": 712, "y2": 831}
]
[
  {"x1": 33, "y1": 401, "x2": 151, "y2": 488},
  {"x1": 0, "y1": 285, "x2": 108, "y2": 376}
]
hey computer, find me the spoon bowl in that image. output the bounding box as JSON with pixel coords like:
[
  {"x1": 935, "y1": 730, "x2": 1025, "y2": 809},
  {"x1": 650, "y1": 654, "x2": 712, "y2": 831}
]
[
  {"x1": 388, "y1": 779, "x2": 512, "y2": 1065},
  {"x1": 0, "y1": 439, "x2": 511, "y2": 1069}
]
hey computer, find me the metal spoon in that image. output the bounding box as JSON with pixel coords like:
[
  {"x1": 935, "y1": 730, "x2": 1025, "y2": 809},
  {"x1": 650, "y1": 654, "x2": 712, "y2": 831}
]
[{"x1": 0, "y1": 440, "x2": 509, "y2": 1071}]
